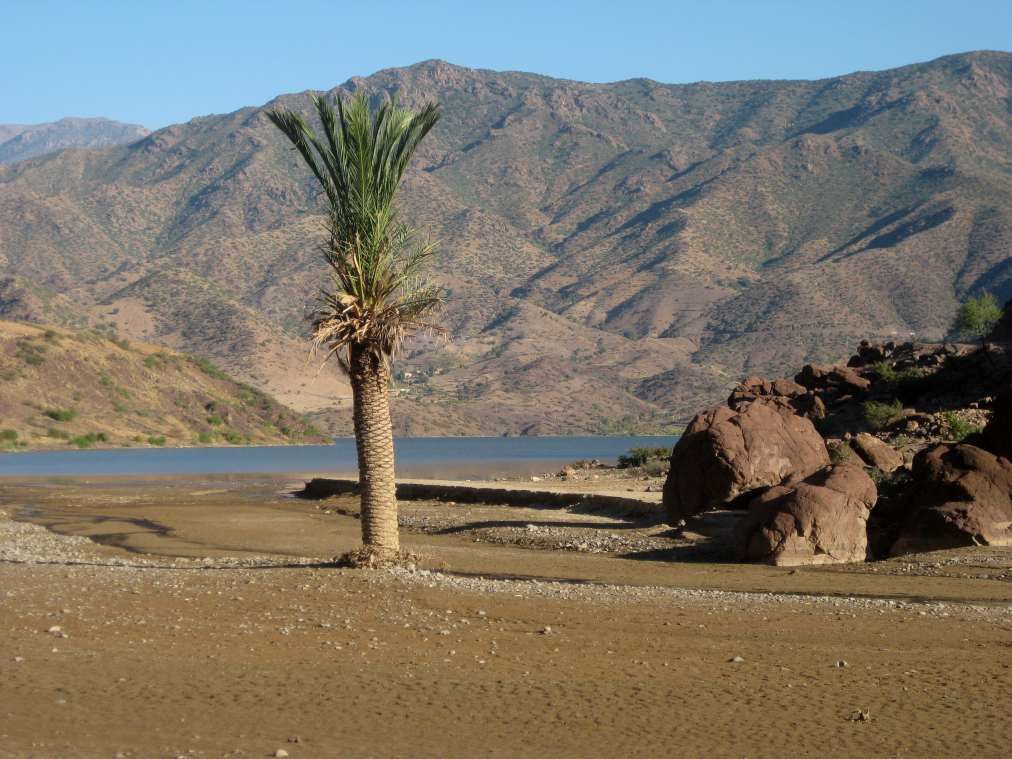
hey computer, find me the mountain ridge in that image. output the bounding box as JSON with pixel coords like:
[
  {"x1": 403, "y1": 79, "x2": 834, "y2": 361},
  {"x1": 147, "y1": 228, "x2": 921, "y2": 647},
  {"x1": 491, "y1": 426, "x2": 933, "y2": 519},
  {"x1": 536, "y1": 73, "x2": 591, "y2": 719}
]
[
  {"x1": 0, "y1": 51, "x2": 1009, "y2": 435},
  {"x1": 0, "y1": 117, "x2": 150, "y2": 164}
]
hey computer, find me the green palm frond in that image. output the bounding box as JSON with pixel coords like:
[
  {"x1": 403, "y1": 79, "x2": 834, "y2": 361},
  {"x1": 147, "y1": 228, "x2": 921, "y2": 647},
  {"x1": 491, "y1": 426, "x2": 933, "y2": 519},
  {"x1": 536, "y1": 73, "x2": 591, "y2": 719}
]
[{"x1": 267, "y1": 92, "x2": 442, "y2": 369}]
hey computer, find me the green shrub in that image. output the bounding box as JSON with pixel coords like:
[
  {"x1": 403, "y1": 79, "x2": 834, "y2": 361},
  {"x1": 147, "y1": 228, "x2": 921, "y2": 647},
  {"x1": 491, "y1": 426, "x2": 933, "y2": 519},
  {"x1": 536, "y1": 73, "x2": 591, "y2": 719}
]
[
  {"x1": 68, "y1": 432, "x2": 108, "y2": 449},
  {"x1": 46, "y1": 427, "x2": 70, "y2": 440},
  {"x1": 867, "y1": 467, "x2": 908, "y2": 500},
  {"x1": 206, "y1": 415, "x2": 224, "y2": 426},
  {"x1": 147, "y1": 435, "x2": 167, "y2": 447},
  {"x1": 222, "y1": 430, "x2": 244, "y2": 444},
  {"x1": 0, "y1": 429, "x2": 17, "y2": 441},
  {"x1": 15, "y1": 340, "x2": 46, "y2": 366},
  {"x1": 863, "y1": 399, "x2": 904, "y2": 430},
  {"x1": 43, "y1": 329, "x2": 60, "y2": 342},
  {"x1": 195, "y1": 431, "x2": 215, "y2": 444},
  {"x1": 952, "y1": 293, "x2": 1002, "y2": 340},
  {"x1": 193, "y1": 356, "x2": 228, "y2": 380},
  {"x1": 43, "y1": 408, "x2": 76, "y2": 422},
  {"x1": 829, "y1": 441, "x2": 853, "y2": 465},
  {"x1": 302, "y1": 422, "x2": 324, "y2": 438},
  {"x1": 869, "y1": 362, "x2": 897, "y2": 382},
  {"x1": 617, "y1": 446, "x2": 670, "y2": 468},
  {"x1": 941, "y1": 411, "x2": 983, "y2": 441}
]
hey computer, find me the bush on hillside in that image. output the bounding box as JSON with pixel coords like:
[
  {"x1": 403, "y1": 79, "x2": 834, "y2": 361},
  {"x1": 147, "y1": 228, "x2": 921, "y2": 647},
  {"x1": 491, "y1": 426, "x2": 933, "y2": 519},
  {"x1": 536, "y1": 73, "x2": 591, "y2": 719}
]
[
  {"x1": 941, "y1": 411, "x2": 982, "y2": 441},
  {"x1": 953, "y1": 293, "x2": 1002, "y2": 341},
  {"x1": 863, "y1": 399, "x2": 904, "y2": 430},
  {"x1": 44, "y1": 408, "x2": 76, "y2": 422}
]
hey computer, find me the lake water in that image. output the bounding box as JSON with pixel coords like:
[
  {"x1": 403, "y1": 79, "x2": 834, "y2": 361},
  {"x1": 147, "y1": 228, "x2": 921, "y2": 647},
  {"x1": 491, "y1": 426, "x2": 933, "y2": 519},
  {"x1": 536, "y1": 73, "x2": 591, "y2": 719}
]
[{"x1": 0, "y1": 436, "x2": 678, "y2": 479}]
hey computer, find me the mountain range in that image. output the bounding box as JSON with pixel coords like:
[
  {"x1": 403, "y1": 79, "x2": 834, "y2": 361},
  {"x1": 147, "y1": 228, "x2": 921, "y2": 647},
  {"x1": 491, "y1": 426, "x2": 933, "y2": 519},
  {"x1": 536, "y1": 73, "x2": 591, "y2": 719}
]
[
  {"x1": 0, "y1": 51, "x2": 1009, "y2": 435},
  {"x1": 0, "y1": 117, "x2": 150, "y2": 164}
]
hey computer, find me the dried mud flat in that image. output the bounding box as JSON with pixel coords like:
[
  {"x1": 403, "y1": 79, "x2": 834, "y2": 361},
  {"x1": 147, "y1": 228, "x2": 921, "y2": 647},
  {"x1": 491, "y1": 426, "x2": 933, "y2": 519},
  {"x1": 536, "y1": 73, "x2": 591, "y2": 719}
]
[{"x1": 1, "y1": 476, "x2": 1010, "y2": 758}]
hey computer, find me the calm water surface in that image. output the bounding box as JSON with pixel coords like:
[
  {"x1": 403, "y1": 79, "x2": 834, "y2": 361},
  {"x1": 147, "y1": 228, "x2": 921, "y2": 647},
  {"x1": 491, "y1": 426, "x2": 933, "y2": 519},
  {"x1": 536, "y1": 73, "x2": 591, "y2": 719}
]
[{"x1": 0, "y1": 436, "x2": 678, "y2": 479}]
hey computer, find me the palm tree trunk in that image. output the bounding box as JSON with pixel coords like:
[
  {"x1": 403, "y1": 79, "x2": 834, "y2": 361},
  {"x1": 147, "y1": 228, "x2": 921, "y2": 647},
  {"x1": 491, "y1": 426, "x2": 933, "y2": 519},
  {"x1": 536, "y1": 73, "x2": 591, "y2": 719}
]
[{"x1": 349, "y1": 343, "x2": 399, "y2": 555}]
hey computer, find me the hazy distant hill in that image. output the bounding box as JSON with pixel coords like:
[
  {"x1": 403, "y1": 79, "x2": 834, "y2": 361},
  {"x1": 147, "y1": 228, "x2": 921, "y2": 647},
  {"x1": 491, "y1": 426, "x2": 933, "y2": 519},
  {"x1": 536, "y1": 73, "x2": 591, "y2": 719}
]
[
  {"x1": 0, "y1": 51, "x2": 1009, "y2": 435},
  {"x1": 0, "y1": 117, "x2": 149, "y2": 164}
]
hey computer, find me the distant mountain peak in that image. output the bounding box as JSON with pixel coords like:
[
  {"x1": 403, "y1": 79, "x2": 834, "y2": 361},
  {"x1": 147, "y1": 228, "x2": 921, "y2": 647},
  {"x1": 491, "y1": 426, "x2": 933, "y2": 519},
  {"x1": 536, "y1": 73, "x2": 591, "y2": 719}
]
[{"x1": 0, "y1": 117, "x2": 150, "y2": 164}]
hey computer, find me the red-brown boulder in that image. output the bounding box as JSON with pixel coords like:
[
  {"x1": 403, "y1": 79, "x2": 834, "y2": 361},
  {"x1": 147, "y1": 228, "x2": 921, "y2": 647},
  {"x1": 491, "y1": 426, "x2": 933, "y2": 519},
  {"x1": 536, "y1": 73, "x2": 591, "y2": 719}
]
[
  {"x1": 663, "y1": 401, "x2": 830, "y2": 523},
  {"x1": 795, "y1": 364, "x2": 871, "y2": 394},
  {"x1": 737, "y1": 465, "x2": 877, "y2": 565},
  {"x1": 891, "y1": 443, "x2": 1012, "y2": 555},
  {"x1": 850, "y1": 433, "x2": 904, "y2": 472}
]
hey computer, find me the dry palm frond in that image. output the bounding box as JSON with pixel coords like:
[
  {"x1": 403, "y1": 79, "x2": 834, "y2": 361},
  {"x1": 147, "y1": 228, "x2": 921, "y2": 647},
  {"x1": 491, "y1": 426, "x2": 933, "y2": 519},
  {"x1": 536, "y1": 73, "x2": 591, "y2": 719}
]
[{"x1": 267, "y1": 93, "x2": 443, "y2": 371}]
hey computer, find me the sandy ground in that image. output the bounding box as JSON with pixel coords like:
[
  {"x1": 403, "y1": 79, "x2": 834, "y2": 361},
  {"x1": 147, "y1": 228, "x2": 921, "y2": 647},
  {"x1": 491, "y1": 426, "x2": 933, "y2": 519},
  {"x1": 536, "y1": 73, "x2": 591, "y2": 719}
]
[{"x1": 0, "y1": 475, "x2": 1010, "y2": 758}]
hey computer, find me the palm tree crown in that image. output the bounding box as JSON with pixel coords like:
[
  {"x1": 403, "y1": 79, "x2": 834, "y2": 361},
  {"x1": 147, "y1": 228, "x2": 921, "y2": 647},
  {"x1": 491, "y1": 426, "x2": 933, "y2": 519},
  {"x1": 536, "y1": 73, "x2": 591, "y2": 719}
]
[{"x1": 267, "y1": 93, "x2": 442, "y2": 366}]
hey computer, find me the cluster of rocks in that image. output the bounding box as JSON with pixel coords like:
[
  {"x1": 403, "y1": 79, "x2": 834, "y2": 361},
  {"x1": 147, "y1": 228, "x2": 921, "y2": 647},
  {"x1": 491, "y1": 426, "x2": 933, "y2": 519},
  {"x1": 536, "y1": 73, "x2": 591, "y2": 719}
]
[
  {"x1": 661, "y1": 311, "x2": 1012, "y2": 566},
  {"x1": 846, "y1": 339, "x2": 961, "y2": 370}
]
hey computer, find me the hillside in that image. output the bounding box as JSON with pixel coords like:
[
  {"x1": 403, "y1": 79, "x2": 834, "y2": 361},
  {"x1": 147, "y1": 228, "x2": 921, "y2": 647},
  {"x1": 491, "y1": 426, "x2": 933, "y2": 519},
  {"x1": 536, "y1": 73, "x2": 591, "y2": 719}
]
[
  {"x1": 0, "y1": 321, "x2": 326, "y2": 451},
  {"x1": 0, "y1": 117, "x2": 150, "y2": 164},
  {"x1": 0, "y1": 51, "x2": 1009, "y2": 435}
]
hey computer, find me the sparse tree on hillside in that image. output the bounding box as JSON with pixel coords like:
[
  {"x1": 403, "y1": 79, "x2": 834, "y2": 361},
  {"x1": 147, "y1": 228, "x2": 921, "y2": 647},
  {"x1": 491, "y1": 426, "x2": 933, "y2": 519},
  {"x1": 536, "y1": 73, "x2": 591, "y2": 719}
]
[
  {"x1": 268, "y1": 93, "x2": 441, "y2": 563},
  {"x1": 953, "y1": 293, "x2": 1002, "y2": 356}
]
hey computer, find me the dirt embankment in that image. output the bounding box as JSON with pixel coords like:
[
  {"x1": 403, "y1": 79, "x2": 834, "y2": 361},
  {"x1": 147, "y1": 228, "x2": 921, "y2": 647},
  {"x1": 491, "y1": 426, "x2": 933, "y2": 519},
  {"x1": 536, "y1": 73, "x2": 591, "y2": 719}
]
[{"x1": 0, "y1": 320, "x2": 326, "y2": 452}]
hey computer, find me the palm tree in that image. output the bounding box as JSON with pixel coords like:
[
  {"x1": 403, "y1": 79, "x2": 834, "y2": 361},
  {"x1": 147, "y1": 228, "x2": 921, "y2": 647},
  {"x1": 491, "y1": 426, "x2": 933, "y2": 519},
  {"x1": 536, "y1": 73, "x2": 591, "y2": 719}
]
[{"x1": 267, "y1": 93, "x2": 441, "y2": 562}]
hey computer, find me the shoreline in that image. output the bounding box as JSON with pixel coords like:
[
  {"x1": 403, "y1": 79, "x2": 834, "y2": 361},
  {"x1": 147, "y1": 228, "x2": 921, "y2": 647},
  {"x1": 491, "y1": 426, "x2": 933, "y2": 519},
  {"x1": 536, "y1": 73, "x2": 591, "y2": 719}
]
[{"x1": 0, "y1": 431, "x2": 680, "y2": 455}]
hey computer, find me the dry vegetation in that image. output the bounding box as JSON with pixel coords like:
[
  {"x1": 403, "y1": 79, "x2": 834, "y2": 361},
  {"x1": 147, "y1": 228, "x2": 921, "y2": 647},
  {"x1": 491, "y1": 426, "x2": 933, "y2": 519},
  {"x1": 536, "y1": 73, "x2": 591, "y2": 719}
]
[{"x1": 0, "y1": 320, "x2": 326, "y2": 450}]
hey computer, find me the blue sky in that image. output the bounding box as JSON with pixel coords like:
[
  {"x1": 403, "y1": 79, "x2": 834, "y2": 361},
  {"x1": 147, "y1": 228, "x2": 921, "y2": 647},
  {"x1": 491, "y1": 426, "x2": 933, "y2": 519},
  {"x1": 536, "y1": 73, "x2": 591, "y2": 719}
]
[{"x1": 4, "y1": 0, "x2": 1010, "y2": 129}]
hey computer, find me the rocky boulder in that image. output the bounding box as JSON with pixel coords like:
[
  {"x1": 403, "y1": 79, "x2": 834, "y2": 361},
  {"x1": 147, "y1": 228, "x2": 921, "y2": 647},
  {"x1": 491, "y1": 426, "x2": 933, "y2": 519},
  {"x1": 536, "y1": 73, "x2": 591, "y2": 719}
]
[
  {"x1": 663, "y1": 401, "x2": 830, "y2": 523},
  {"x1": 728, "y1": 377, "x2": 826, "y2": 420},
  {"x1": 795, "y1": 364, "x2": 871, "y2": 396},
  {"x1": 891, "y1": 443, "x2": 1012, "y2": 555},
  {"x1": 847, "y1": 339, "x2": 959, "y2": 370},
  {"x1": 850, "y1": 433, "x2": 904, "y2": 472},
  {"x1": 737, "y1": 465, "x2": 878, "y2": 566}
]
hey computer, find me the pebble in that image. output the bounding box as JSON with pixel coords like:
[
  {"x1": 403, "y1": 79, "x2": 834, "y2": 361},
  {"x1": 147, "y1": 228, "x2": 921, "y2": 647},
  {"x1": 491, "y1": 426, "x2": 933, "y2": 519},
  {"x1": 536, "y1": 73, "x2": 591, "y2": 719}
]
[
  {"x1": 729, "y1": 656, "x2": 745, "y2": 663},
  {"x1": 274, "y1": 750, "x2": 289, "y2": 758},
  {"x1": 836, "y1": 660, "x2": 849, "y2": 668}
]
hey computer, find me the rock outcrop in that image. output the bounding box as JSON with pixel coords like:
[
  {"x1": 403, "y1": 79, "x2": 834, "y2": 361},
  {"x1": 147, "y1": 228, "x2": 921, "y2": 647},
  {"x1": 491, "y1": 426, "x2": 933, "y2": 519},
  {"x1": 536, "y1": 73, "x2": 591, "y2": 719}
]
[
  {"x1": 664, "y1": 314, "x2": 1011, "y2": 561},
  {"x1": 728, "y1": 377, "x2": 826, "y2": 420},
  {"x1": 663, "y1": 401, "x2": 830, "y2": 523},
  {"x1": 891, "y1": 443, "x2": 1012, "y2": 555},
  {"x1": 795, "y1": 364, "x2": 871, "y2": 395},
  {"x1": 850, "y1": 433, "x2": 905, "y2": 472},
  {"x1": 847, "y1": 340, "x2": 960, "y2": 370},
  {"x1": 737, "y1": 465, "x2": 878, "y2": 566}
]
